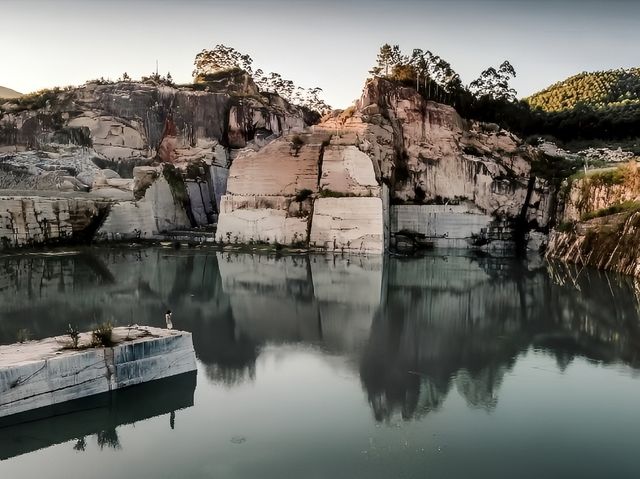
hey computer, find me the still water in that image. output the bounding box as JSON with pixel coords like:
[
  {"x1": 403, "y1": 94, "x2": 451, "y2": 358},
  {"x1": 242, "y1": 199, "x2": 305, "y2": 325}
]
[{"x1": 1, "y1": 248, "x2": 640, "y2": 478}]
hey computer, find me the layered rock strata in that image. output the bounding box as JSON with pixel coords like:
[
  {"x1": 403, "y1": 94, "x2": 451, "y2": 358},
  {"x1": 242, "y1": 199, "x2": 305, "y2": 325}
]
[{"x1": 0, "y1": 166, "x2": 194, "y2": 249}]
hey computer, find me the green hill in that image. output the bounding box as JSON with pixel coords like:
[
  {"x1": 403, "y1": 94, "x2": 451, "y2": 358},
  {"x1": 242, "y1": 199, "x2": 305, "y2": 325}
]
[
  {"x1": 526, "y1": 68, "x2": 640, "y2": 112},
  {"x1": 0, "y1": 86, "x2": 22, "y2": 99}
]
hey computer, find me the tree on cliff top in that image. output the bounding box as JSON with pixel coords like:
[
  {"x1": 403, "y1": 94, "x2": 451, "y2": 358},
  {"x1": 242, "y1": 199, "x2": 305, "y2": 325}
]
[
  {"x1": 193, "y1": 44, "x2": 254, "y2": 80},
  {"x1": 192, "y1": 44, "x2": 331, "y2": 115},
  {"x1": 469, "y1": 61, "x2": 517, "y2": 101},
  {"x1": 374, "y1": 44, "x2": 406, "y2": 76}
]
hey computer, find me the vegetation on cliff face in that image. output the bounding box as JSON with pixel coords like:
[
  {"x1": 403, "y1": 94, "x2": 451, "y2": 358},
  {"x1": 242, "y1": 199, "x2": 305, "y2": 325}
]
[
  {"x1": 581, "y1": 200, "x2": 640, "y2": 221},
  {"x1": 369, "y1": 44, "x2": 640, "y2": 147},
  {"x1": 547, "y1": 210, "x2": 640, "y2": 278},
  {"x1": 559, "y1": 162, "x2": 640, "y2": 220}
]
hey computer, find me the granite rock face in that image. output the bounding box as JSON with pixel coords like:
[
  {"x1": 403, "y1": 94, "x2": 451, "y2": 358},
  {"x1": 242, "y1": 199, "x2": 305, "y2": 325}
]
[
  {"x1": 0, "y1": 77, "x2": 310, "y2": 245},
  {"x1": 320, "y1": 145, "x2": 380, "y2": 196},
  {"x1": 316, "y1": 78, "x2": 557, "y2": 251},
  {"x1": 310, "y1": 198, "x2": 384, "y2": 253},
  {"x1": 0, "y1": 195, "x2": 110, "y2": 248},
  {"x1": 97, "y1": 171, "x2": 192, "y2": 240},
  {"x1": 217, "y1": 77, "x2": 557, "y2": 253},
  {"x1": 0, "y1": 79, "x2": 305, "y2": 167},
  {"x1": 216, "y1": 128, "x2": 386, "y2": 252},
  {"x1": 0, "y1": 76, "x2": 573, "y2": 254},
  {"x1": 0, "y1": 165, "x2": 194, "y2": 248},
  {"x1": 546, "y1": 212, "x2": 640, "y2": 278},
  {"x1": 559, "y1": 164, "x2": 640, "y2": 223},
  {"x1": 226, "y1": 136, "x2": 321, "y2": 196}
]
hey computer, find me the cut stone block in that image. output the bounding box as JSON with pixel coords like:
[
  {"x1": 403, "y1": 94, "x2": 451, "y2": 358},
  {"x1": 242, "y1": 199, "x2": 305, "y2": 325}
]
[
  {"x1": 215, "y1": 195, "x2": 309, "y2": 244},
  {"x1": 310, "y1": 197, "x2": 383, "y2": 254},
  {"x1": 226, "y1": 137, "x2": 320, "y2": 196},
  {"x1": 320, "y1": 145, "x2": 379, "y2": 196},
  {"x1": 0, "y1": 326, "x2": 196, "y2": 420}
]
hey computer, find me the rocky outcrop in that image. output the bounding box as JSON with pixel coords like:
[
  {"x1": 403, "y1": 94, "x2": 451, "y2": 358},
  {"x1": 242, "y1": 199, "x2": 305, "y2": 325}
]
[
  {"x1": 96, "y1": 169, "x2": 191, "y2": 240},
  {"x1": 0, "y1": 195, "x2": 110, "y2": 249},
  {"x1": 310, "y1": 197, "x2": 384, "y2": 253},
  {"x1": 0, "y1": 164, "x2": 195, "y2": 249},
  {"x1": 215, "y1": 77, "x2": 558, "y2": 253},
  {"x1": 546, "y1": 163, "x2": 640, "y2": 277},
  {"x1": 315, "y1": 78, "x2": 553, "y2": 251},
  {"x1": 320, "y1": 78, "x2": 552, "y2": 226},
  {"x1": 0, "y1": 79, "x2": 304, "y2": 167},
  {"x1": 558, "y1": 164, "x2": 640, "y2": 223},
  {"x1": 0, "y1": 76, "x2": 311, "y2": 246},
  {"x1": 546, "y1": 212, "x2": 640, "y2": 278},
  {"x1": 0, "y1": 146, "x2": 99, "y2": 191}
]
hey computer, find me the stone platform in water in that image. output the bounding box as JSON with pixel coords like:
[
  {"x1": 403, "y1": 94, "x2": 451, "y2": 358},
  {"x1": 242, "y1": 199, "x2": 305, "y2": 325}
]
[{"x1": 0, "y1": 326, "x2": 196, "y2": 421}]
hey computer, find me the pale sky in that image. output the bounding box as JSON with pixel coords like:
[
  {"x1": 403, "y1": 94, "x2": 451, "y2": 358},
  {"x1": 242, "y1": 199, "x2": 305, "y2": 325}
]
[{"x1": 1, "y1": 0, "x2": 639, "y2": 108}]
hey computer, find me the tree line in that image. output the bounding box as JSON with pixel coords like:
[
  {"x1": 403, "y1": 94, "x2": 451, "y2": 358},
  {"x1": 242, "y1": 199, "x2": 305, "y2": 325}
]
[
  {"x1": 192, "y1": 44, "x2": 331, "y2": 114},
  {"x1": 370, "y1": 44, "x2": 640, "y2": 144}
]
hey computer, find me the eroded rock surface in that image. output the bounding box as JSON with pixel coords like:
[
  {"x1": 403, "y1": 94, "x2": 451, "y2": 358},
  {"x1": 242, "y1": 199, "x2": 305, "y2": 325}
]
[{"x1": 217, "y1": 77, "x2": 557, "y2": 252}]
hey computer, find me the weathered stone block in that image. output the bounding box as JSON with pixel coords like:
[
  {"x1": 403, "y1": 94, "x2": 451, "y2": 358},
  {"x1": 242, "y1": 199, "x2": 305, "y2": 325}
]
[
  {"x1": 215, "y1": 195, "x2": 308, "y2": 244},
  {"x1": 0, "y1": 327, "x2": 196, "y2": 419},
  {"x1": 320, "y1": 145, "x2": 380, "y2": 196},
  {"x1": 227, "y1": 137, "x2": 320, "y2": 196},
  {"x1": 310, "y1": 197, "x2": 383, "y2": 253}
]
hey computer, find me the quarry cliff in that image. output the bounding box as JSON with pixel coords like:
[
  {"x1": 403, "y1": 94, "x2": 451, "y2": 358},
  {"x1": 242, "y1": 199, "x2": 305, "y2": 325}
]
[{"x1": 1, "y1": 71, "x2": 639, "y2": 279}]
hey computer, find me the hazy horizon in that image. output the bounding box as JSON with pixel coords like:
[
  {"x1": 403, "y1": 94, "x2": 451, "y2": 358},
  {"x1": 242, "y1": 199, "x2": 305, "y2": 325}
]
[{"x1": 1, "y1": 0, "x2": 639, "y2": 107}]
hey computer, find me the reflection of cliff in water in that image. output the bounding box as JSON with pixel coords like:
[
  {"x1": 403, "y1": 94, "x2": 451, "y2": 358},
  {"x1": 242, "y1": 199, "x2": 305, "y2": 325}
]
[
  {"x1": 360, "y1": 253, "x2": 640, "y2": 422},
  {"x1": 0, "y1": 372, "x2": 196, "y2": 461},
  {"x1": 0, "y1": 248, "x2": 639, "y2": 413}
]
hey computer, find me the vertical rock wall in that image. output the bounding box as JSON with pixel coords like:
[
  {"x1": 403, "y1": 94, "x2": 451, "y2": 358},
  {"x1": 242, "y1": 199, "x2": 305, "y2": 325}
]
[
  {"x1": 215, "y1": 131, "x2": 386, "y2": 253},
  {"x1": 0, "y1": 196, "x2": 109, "y2": 249}
]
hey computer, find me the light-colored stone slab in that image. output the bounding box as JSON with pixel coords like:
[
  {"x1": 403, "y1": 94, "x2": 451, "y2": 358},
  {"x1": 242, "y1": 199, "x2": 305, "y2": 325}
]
[
  {"x1": 98, "y1": 175, "x2": 191, "y2": 239},
  {"x1": 320, "y1": 145, "x2": 380, "y2": 196},
  {"x1": 391, "y1": 204, "x2": 495, "y2": 248},
  {"x1": 0, "y1": 326, "x2": 196, "y2": 419},
  {"x1": 215, "y1": 195, "x2": 309, "y2": 244},
  {"x1": 226, "y1": 137, "x2": 320, "y2": 196},
  {"x1": 310, "y1": 197, "x2": 383, "y2": 253}
]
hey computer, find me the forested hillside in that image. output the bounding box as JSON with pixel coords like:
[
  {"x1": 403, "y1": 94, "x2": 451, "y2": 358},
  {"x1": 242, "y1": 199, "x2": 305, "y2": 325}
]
[
  {"x1": 527, "y1": 69, "x2": 640, "y2": 111},
  {"x1": 366, "y1": 45, "x2": 640, "y2": 145}
]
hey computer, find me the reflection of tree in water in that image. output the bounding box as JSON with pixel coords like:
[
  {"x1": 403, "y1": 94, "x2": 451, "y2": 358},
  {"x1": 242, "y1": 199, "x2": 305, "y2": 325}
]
[
  {"x1": 201, "y1": 313, "x2": 258, "y2": 387},
  {"x1": 360, "y1": 308, "x2": 517, "y2": 422},
  {"x1": 71, "y1": 429, "x2": 122, "y2": 452},
  {"x1": 3, "y1": 248, "x2": 640, "y2": 419},
  {"x1": 170, "y1": 253, "x2": 260, "y2": 386},
  {"x1": 455, "y1": 367, "x2": 510, "y2": 410},
  {"x1": 360, "y1": 254, "x2": 640, "y2": 423},
  {"x1": 73, "y1": 437, "x2": 86, "y2": 452},
  {"x1": 96, "y1": 428, "x2": 121, "y2": 450}
]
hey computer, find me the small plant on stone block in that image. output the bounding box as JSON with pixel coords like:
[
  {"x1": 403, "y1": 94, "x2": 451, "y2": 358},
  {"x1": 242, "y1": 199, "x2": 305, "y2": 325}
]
[
  {"x1": 67, "y1": 324, "x2": 80, "y2": 349},
  {"x1": 92, "y1": 322, "x2": 114, "y2": 347}
]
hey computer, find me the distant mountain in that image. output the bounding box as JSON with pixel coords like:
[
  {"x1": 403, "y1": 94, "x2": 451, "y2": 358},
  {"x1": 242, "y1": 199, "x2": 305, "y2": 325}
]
[
  {"x1": 0, "y1": 86, "x2": 22, "y2": 99},
  {"x1": 526, "y1": 68, "x2": 640, "y2": 112}
]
